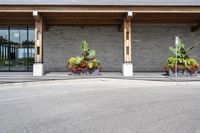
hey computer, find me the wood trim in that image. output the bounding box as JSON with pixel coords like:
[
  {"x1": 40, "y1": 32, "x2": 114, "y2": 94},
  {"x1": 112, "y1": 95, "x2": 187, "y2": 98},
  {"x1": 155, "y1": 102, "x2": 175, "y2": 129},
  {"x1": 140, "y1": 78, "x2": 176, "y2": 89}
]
[
  {"x1": 0, "y1": 5, "x2": 200, "y2": 13},
  {"x1": 119, "y1": 18, "x2": 125, "y2": 32},
  {"x1": 34, "y1": 16, "x2": 43, "y2": 63},
  {"x1": 43, "y1": 19, "x2": 48, "y2": 31},
  {"x1": 0, "y1": 6, "x2": 199, "y2": 25},
  {"x1": 123, "y1": 18, "x2": 131, "y2": 63},
  {"x1": 119, "y1": 12, "x2": 134, "y2": 32},
  {"x1": 0, "y1": 9, "x2": 200, "y2": 25}
]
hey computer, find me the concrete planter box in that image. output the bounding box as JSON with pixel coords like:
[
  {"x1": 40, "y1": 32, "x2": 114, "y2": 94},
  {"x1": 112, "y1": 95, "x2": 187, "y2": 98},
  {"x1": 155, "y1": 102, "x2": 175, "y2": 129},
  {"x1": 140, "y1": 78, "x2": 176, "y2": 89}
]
[
  {"x1": 168, "y1": 69, "x2": 198, "y2": 77},
  {"x1": 70, "y1": 69, "x2": 100, "y2": 76}
]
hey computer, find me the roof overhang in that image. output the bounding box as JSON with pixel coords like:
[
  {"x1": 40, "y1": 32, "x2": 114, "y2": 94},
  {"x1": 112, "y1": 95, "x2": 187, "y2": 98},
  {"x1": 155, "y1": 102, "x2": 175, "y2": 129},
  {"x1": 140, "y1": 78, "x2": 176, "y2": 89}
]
[
  {"x1": 0, "y1": 5, "x2": 200, "y2": 13},
  {"x1": 0, "y1": 5, "x2": 199, "y2": 27}
]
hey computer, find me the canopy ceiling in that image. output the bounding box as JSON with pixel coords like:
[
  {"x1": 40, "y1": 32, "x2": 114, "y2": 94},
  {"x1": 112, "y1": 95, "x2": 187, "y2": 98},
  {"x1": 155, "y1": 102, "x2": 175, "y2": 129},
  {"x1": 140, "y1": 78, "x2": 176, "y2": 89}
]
[
  {"x1": 0, "y1": 3, "x2": 199, "y2": 26},
  {"x1": 0, "y1": 12, "x2": 200, "y2": 26}
]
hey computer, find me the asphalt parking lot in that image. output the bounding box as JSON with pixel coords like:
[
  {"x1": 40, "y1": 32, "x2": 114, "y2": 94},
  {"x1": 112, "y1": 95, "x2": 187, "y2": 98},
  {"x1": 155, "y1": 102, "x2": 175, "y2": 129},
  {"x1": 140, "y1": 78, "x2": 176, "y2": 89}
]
[{"x1": 0, "y1": 79, "x2": 200, "y2": 133}]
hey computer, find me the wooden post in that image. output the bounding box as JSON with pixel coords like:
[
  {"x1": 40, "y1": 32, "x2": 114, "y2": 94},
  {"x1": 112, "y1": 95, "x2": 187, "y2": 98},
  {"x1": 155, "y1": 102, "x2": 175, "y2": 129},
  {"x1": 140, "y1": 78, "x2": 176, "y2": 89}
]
[
  {"x1": 34, "y1": 13, "x2": 43, "y2": 63},
  {"x1": 33, "y1": 11, "x2": 44, "y2": 76},
  {"x1": 122, "y1": 11, "x2": 133, "y2": 76},
  {"x1": 123, "y1": 13, "x2": 132, "y2": 63}
]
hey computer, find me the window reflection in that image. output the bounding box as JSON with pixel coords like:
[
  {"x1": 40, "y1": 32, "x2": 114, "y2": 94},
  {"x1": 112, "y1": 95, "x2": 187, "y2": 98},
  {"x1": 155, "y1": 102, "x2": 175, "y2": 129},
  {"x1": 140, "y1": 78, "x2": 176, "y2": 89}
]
[
  {"x1": 0, "y1": 26, "x2": 35, "y2": 71},
  {"x1": 0, "y1": 27, "x2": 9, "y2": 71},
  {"x1": 28, "y1": 27, "x2": 35, "y2": 70}
]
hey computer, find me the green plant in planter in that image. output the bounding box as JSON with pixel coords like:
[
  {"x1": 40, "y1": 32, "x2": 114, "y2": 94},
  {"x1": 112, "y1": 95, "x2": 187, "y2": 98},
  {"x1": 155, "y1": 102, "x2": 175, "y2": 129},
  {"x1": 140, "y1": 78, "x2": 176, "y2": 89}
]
[
  {"x1": 163, "y1": 38, "x2": 199, "y2": 75},
  {"x1": 81, "y1": 40, "x2": 96, "y2": 60},
  {"x1": 67, "y1": 41, "x2": 101, "y2": 74},
  {"x1": 68, "y1": 56, "x2": 83, "y2": 68},
  {"x1": 169, "y1": 39, "x2": 193, "y2": 58}
]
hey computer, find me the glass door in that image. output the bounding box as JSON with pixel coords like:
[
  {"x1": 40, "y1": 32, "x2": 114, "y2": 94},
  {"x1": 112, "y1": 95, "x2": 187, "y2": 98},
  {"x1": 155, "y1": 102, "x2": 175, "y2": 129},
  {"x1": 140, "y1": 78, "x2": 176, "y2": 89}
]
[
  {"x1": 27, "y1": 27, "x2": 35, "y2": 71},
  {"x1": 10, "y1": 27, "x2": 28, "y2": 71},
  {"x1": 0, "y1": 26, "x2": 35, "y2": 72}
]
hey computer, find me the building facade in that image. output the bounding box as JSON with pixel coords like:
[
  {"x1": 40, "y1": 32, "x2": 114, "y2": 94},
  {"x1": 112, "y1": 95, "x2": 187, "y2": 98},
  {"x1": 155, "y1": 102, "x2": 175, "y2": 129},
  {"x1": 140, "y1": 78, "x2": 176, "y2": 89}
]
[{"x1": 0, "y1": 0, "x2": 200, "y2": 76}]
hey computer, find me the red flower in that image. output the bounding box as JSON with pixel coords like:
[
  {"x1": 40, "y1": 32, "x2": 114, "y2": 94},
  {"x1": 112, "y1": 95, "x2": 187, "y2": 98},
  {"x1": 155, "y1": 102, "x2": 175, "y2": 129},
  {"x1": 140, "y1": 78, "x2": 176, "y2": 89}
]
[{"x1": 187, "y1": 65, "x2": 199, "y2": 72}]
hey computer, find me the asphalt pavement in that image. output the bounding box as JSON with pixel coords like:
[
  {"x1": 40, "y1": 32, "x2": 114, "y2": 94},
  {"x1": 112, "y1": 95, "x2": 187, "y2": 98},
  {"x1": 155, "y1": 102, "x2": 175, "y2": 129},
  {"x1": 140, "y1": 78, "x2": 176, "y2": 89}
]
[{"x1": 0, "y1": 79, "x2": 200, "y2": 133}]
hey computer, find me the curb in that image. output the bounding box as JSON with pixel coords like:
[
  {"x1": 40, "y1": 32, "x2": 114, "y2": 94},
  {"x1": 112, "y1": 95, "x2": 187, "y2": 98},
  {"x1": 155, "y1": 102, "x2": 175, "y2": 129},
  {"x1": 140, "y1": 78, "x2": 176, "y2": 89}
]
[{"x1": 0, "y1": 78, "x2": 200, "y2": 89}]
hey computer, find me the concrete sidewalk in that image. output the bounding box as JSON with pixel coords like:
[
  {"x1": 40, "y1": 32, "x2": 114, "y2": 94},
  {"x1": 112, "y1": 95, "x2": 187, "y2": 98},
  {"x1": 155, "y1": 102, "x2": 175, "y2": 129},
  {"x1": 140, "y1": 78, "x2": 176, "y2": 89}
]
[{"x1": 0, "y1": 72, "x2": 200, "y2": 84}]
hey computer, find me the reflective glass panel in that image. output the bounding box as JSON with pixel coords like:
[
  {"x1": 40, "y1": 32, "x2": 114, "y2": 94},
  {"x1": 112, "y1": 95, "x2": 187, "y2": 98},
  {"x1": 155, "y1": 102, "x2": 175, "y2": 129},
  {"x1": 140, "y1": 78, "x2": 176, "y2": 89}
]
[{"x1": 0, "y1": 27, "x2": 9, "y2": 71}]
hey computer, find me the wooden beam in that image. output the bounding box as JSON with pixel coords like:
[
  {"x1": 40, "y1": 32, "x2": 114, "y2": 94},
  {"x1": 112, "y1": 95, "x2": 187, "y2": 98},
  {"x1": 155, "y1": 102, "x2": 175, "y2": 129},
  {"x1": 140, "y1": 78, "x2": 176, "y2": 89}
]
[
  {"x1": 126, "y1": 11, "x2": 134, "y2": 21},
  {"x1": 33, "y1": 11, "x2": 48, "y2": 31},
  {"x1": 45, "y1": 18, "x2": 121, "y2": 26},
  {"x1": 134, "y1": 13, "x2": 200, "y2": 20},
  {"x1": 0, "y1": 8, "x2": 199, "y2": 26},
  {"x1": 0, "y1": 22, "x2": 34, "y2": 25},
  {"x1": 133, "y1": 19, "x2": 200, "y2": 23},
  {"x1": 191, "y1": 23, "x2": 200, "y2": 32},
  {"x1": 0, "y1": 12, "x2": 32, "y2": 17},
  {"x1": 33, "y1": 10, "x2": 41, "y2": 22},
  {"x1": 0, "y1": 15, "x2": 199, "y2": 25},
  {"x1": 0, "y1": 5, "x2": 200, "y2": 13},
  {"x1": 44, "y1": 16, "x2": 122, "y2": 20},
  {"x1": 119, "y1": 18, "x2": 125, "y2": 32},
  {"x1": 42, "y1": 17, "x2": 48, "y2": 31},
  {"x1": 119, "y1": 12, "x2": 134, "y2": 32}
]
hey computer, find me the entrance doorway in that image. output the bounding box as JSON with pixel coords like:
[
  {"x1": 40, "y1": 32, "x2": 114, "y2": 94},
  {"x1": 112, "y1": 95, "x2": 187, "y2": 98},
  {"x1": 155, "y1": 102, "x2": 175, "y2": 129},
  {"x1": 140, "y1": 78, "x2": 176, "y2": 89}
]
[{"x1": 0, "y1": 26, "x2": 35, "y2": 71}]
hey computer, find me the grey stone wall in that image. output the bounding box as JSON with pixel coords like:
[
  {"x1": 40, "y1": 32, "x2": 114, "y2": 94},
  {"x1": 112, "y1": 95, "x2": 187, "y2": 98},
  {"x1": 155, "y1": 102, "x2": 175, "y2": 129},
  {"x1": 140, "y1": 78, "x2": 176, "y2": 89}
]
[
  {"x1": 43, "y1": 26, "x2": 123, "y2": 72},
  {"x1": 43, "y1": 24, "x2": 200, "y2": 72},
  {"x1": 132, "y1": 24, "x2": 200, "y2": 71}
]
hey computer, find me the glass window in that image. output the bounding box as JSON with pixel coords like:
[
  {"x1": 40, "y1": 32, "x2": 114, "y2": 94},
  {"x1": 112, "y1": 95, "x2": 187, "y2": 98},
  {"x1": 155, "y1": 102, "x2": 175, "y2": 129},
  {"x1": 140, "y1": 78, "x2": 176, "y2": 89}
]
[
  {"x1": 28, "y1": 27, "x2": 35, "y2": 71},
  {"x1": 0, "y1": 26, "x2": 35, "y2": 71},
  {"x1": 10, "y1": 27, "x2": 28, "y2": 71},
  {"x1": 0, "y1": 27, "x2": 9, "y2": 71}
]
